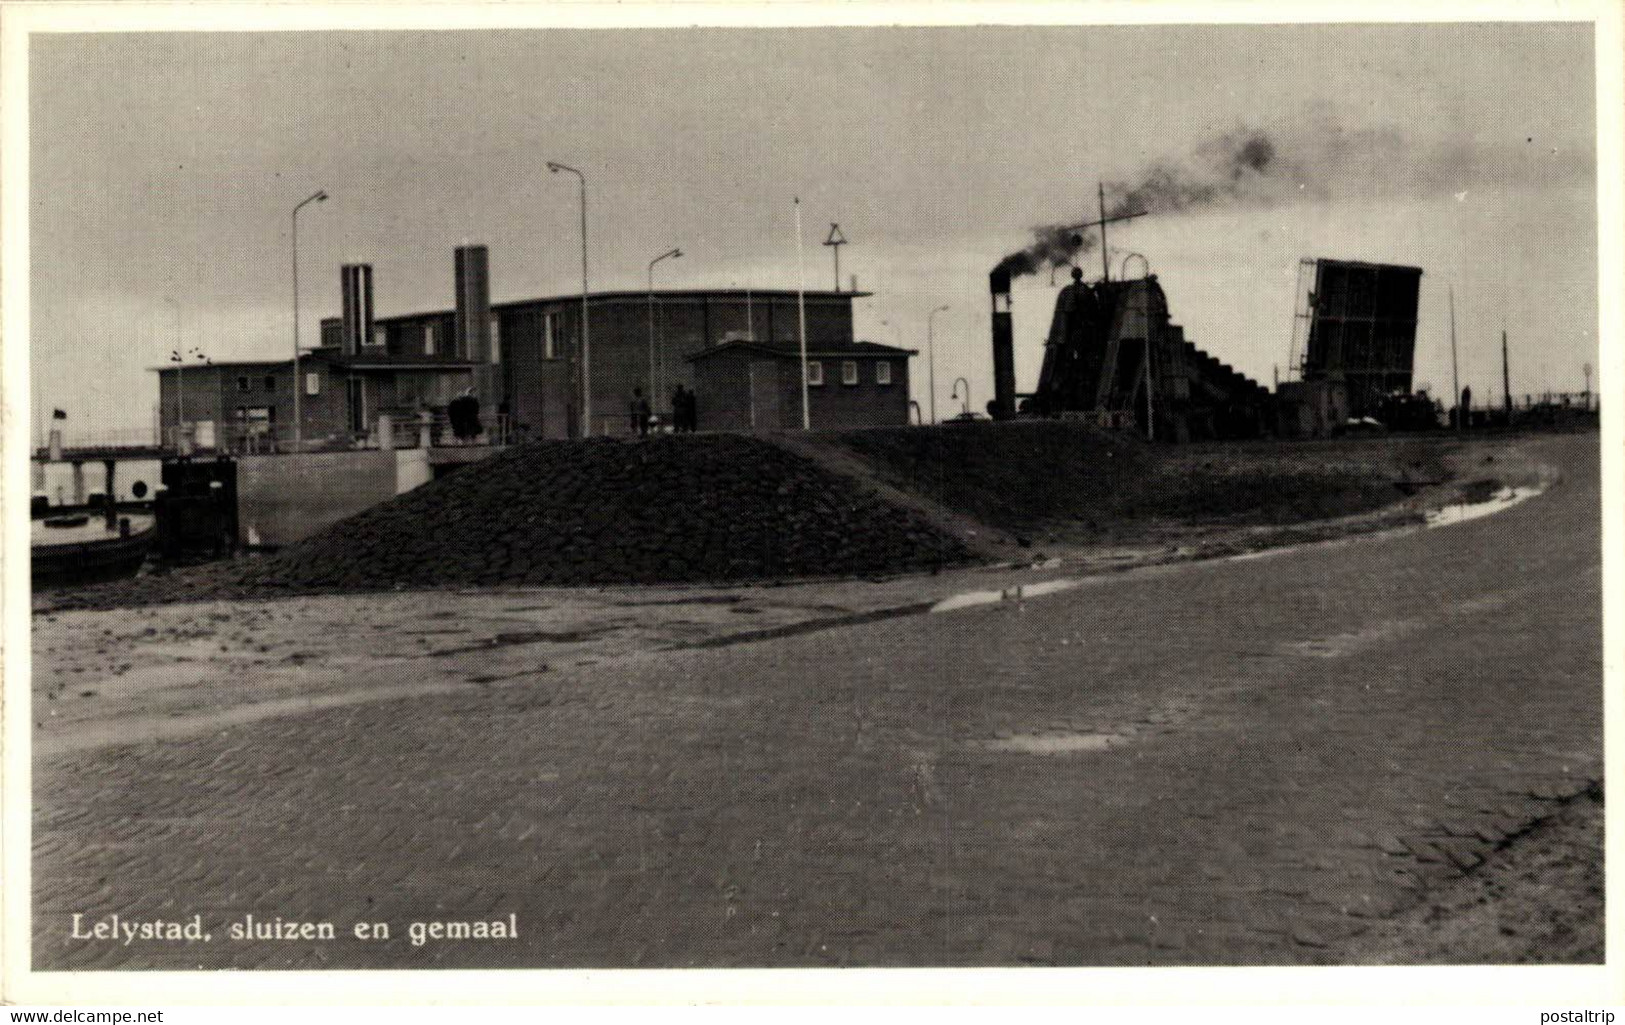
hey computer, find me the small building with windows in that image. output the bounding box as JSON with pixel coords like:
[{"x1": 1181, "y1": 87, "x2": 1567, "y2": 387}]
[
  {"x1": 686, "y1": 339, "x2": 916, "y2": 431},
  {"x1": 153, "y1": 350, "x2": 479, "y2": 453}
]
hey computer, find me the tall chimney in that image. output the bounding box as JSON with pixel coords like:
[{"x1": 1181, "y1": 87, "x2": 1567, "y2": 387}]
[
  {"x1": 990, "y1": 266, "x2": 1016, "y2": 418},
  {"x1": 454, "y1": 244, "x2": 492, "y2": 362},
  {"x1": 340, "y1": 264, "x2": 374, "y2": 356}
]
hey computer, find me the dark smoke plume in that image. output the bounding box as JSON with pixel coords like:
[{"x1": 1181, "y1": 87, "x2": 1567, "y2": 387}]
[
  {"x1": 992, "y1": 224, "x2": 1096, "y2": 279},
  {"x1": 994, "y1": 125, "x2": 1290, "y2": 280},
  {"x1": 993, "y1": 110, "x2": 1529, "y2": 281}
]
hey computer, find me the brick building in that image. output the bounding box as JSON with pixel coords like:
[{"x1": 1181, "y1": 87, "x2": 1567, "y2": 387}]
[
  {"x1": 688, "y1": 340, "x2": 915, "y2": 431},
  {"x1": 154, "y1": 350, "x2": 478, "y2": 453},
  {"x1": 154, "y1": 245, "x2": 910, "y2": 449}
]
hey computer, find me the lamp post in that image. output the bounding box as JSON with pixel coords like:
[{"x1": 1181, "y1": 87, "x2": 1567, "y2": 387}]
[
  {"x1": 547, "y1": 161, "x2": 591, "y2": 437},
  {"x1": 170, "y1": 344, "x2": 207, "y2": 453},
  {"x1": 647, "y1": 247, "x2": 682, "y2": 411},
  {"x1": 291, "y1": 189, "x2": 328, "y2": 453},
  {"x1": 951, "y1": 377, "x2": 970, "y2": 418},
  {"x1": 927, "y1": 304, "x2": 949, "y2": 425},
  {"x1": 165, "y1": 297, "x2": 181, "y2": 445}
]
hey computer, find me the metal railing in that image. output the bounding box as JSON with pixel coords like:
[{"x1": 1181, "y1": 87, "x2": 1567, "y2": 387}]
[
  {"x1": 163, "y1": 413, "x2": 519, "y2": 456},
  {"x1": 34, "y1": 425, "x2": 164, "y2": 458}
]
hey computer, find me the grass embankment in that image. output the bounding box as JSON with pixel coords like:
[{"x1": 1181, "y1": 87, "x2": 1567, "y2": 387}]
[{"x1": 826, "y1": 421, "x2": 1454, "y2": 541}]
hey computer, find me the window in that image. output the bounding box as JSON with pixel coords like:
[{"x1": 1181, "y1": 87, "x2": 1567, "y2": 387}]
[
  {"x1": 424, "y1": 323, "x2": 437, "y2": 356},
  {"x1": 490, "y1": 319, "x2": 502, "y2": 365},
  {"x1": 807, "y1": 360, "x2": 824, "y2": 387},
  {"x1": 876, "y1": 361, "x2": 892, "y2": 385},
  {"x1": 305, "y1": 372, "x2": 320, "y2": 396},
  {"x1": 543, "y1": 314, "x2": 559, "y2": 360},
  {"x1": 841, "y1": 361, "x2": 858, "y2": 386},
  {"x1": 264, "y1": 375, "x2": 276, "y2": 391},
  {"x1": 237, "y1": 376, "x2": 250, "y2": 392}
]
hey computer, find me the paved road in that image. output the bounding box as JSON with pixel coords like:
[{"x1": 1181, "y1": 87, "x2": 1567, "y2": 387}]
[{"x1": 31, "y1": 435, "x2": 1601, "y2": 969}]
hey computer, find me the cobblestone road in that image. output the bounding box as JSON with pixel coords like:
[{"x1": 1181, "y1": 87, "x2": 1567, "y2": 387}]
[{"x1": 31, "y1": 436, "x2": 1600, "y2": 969}]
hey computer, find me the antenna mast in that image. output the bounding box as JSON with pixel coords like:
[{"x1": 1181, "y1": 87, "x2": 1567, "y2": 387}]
[{"x1": 823, "y1": 224, "x2": 848, "y2": 292}]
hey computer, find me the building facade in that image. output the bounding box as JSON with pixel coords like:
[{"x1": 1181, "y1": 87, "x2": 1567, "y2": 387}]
[
  {"x1": 688, "y1": 340, "x2": 915, "y2": 431},
  {"x1": 154, "y1": 245, "x2": 903, "y2": 450}
]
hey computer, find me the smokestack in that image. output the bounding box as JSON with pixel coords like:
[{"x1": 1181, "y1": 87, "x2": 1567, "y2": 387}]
[
  {"x1": 990, "y1": 267, "x2": 1016, "y2": 418},
  {"x1": 454, "y1": 244, "x2": 492, "y2": 362},
  {"x1": 340, "y1": 264, "x2": 374, "y2": 356}
]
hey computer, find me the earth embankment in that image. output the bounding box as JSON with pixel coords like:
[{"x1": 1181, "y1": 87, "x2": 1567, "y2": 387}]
[
  {"x1": 822, "y1": 421, "x2": 1455, "y2": 543},
  {"x1": 38, "y1": 423, "x2": 1478, "y2": 611},
  {"x1": 41, "y1": 433, "x2": 971, "y2": 609}
]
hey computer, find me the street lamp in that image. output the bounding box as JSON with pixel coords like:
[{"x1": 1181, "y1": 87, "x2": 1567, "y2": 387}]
[
  {"x1": 169, "y1": 343, "x2": 207, "y2": 452},
  {"x1": 927, "y1": 304, "x2": 950, "y2": 425},
  {"x1": 951, "y1": 377, "x2": 970, "y2": 418},
  {"x1": 547, "y1": 161, "x2": 591, "y2": 438},
  {"x1": 647, "y1": 247, "x2": 682, "y2": 410},
  {"x1": 165, "y1": 297, "x2": 181, "y2": 445},
  {"x1": 291, "y1": 189, "x2": 328, "y2": 453}
]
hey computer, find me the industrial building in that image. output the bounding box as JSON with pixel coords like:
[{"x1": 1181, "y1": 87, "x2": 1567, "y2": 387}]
[{"x1": 155, "y1": 245, "x2": 904, "y2": 451}]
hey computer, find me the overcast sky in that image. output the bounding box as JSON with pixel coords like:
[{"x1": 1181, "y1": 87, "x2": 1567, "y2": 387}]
[{"x1": 28, "y1": 20, "x2": 1598, "y2": 436}]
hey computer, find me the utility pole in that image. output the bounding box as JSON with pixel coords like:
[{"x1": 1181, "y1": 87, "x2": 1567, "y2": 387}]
[
  {"x1": 291, "y1": 189, "x2": 328, "y2": 454},
  {"x1": 1062, "y1": 184, "x2": 1147, "y2": 283},
  {"x1": 927, "y1": 305, "x2": 950, "y2": 425},
  {"x1": 1501, "y1": 326, "x2": 1512, "y2": 416},
  {"x1": 1449, "y1": 286, "x2": 1461, "y2": 432},
  {"x1": 546, "y1": 162, "x2": 590, "y2": 437},
  {"x1": 795, "y1": 197, "x2": 810, "y2": 430},
  {"x1": 823, "y1": 224, "x2": 848, "y2": 292}
]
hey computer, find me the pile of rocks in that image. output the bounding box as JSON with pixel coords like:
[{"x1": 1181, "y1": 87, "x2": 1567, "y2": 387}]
[{"x1": 232, "y1": 433, "x2": 968, "y2": 593}]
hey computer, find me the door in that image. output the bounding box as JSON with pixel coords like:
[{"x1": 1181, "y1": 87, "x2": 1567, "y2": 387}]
[{"x1": 748, "y1": 360, "x2": 780, "y2": 430}]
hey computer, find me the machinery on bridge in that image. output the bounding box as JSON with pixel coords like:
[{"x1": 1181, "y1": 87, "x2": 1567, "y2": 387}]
[{"x1": 990, "y1": 263, "x2": 1270, "y2": 443}]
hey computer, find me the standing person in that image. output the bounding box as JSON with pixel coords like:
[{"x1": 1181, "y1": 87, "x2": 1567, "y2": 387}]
[
  {"x1": 449, "y1": 388, "x2": 482, "y2": 443},
  {"x1": 683, "y1": 386, "x2": 698, "y2": 432},
  {"x1": 670, "y1": 385, "x2": 686, "y2": 433}
]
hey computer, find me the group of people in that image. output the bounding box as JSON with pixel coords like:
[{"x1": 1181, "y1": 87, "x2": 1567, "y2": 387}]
[
  {"x1": 628, "y1": 384, "x2": 699, "y2": 437},
  {"x1": 668, "y1": 384, "x2": 698, "y2": 433}
]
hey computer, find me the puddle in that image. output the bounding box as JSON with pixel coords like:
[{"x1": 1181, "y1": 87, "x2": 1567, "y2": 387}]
[
  {"x1": 930, "y1": 589, "x2": 1006, "y2": 613},
  {"x1": 1425, "y1": 485, "x2": 1543, "y2": 528},
  {"x1": 931, "y1": 578, "x2": 1083, "y2": 614},
  {"x1": 977, "y1": 731, "x2": 1129, "y2": 754}
]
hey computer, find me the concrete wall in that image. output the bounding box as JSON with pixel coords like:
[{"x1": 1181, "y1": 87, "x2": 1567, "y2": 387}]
[{"x1": 237, "y1": 450, "x2": 401, "y2": 547}]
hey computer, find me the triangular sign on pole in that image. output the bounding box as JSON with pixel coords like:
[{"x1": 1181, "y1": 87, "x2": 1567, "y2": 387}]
[{"x1": 823, "y1": 223, "x2": 848, "y2": 291}]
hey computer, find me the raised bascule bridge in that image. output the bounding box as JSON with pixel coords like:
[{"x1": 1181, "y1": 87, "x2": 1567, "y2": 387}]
[{"x1": 990, "y1": 263, "x2": 1271, "y2": 443}]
